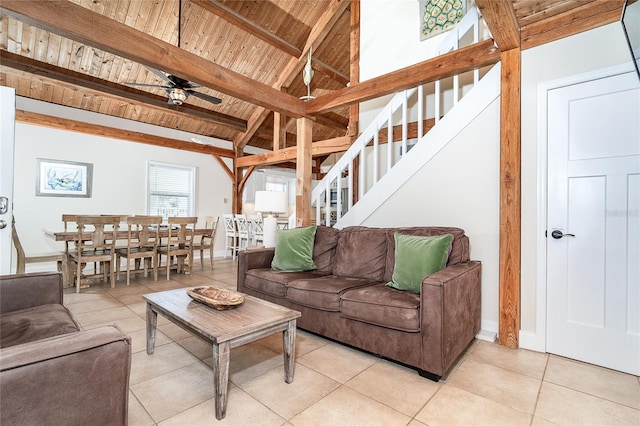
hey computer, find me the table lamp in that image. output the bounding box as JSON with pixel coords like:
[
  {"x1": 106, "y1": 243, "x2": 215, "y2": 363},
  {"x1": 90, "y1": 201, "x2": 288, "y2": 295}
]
[{"x1": 254, "y1": 190, "x2": 288, "y2": 247}]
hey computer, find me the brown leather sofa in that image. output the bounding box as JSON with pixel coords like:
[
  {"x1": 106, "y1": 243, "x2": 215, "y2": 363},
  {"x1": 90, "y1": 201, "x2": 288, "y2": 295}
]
[
  {"x1": 0, "y1": 272, "x2": 132, "y2": 425},
  {"x1": 238, "y1": 225, "x2": 481, "y2": 381}
]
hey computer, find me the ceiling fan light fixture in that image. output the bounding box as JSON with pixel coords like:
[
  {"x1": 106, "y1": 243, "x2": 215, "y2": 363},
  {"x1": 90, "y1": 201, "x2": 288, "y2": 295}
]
[{"x1": 168, "y1": 88, "x2": 187, "y2": 105}]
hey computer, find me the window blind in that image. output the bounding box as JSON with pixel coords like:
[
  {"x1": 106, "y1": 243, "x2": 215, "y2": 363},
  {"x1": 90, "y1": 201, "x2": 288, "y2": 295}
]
[{"x1": 147, "y1": 162, "x2": 195, "y2": 220}]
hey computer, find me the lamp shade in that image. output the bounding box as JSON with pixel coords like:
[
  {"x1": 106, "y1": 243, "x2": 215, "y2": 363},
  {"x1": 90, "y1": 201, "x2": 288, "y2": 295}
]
[{"x1": 254, "y1": 190, "x2": 287, "y2": 214}]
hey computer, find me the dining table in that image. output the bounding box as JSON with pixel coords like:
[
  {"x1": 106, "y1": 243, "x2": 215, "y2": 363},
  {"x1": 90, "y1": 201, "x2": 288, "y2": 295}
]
[
  {"x1": 45, "y1": 227, "x2": 213, "y2": 287},
  {"x1": 46, "y1": 227, "x2": 213, "y2": 243}
]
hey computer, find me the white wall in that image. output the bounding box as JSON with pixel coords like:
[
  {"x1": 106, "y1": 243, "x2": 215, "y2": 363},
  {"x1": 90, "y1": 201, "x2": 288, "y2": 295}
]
[
  {"x1": 358, "y1": 0, "x2": 500, "y2": 334},
  {"x1": 11, "y1": 98, "x2": 236, "y2": 266},
  {"x1": 359, "y1": 0, "x2": 449, "y2": 127},
  {"x1": 363, "y1": 100, "x2": 500, "y2": 333},
  {"x1": 520, "y1": 22, "x2": 635, "y2": 345},
  {"x1": 358, "y1": 2, "x2": 636, "y2": 339}
]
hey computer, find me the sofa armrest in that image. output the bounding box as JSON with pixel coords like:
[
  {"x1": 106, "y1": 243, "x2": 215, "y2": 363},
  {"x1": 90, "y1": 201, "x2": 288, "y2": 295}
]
[
  {"x1": 237, "y1": 248, "x2": 275, "y2": 292},
  {"x1": 420, "y1": 261, "x2": 481, "y2": 377},
  {"x1": 0, "y1": 272, "x2": 64, "y2": 314},
  {"x1": 1, "y1": 325, "x2": 131, "y2": 426}
]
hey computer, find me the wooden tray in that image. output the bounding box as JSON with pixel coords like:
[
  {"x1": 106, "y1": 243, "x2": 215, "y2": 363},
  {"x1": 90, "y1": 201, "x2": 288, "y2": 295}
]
[{"x1": 187, "y1": 286, "x2": 245, "y2": 310}]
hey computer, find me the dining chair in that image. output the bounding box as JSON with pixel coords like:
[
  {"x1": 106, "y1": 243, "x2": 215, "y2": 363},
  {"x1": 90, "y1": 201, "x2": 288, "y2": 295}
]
[
  {"x1": 61, "y1": 214, "x2": 78, "y2": 286},
  {"x1": 11, "y1": 216, "x2": 68, "y2": 285},
  {"x1": 116, "y1": 215, "x2": 162, "y2": 285},
  {"x1": 191, "y1": 216, "x2": 218, "y2": 269},
  {"x1": 69, "y1": 215, "x2": 121, "y2": 293},
  {"x1": 222, "y1": 214, "x2": 239, "y2": 260},
  {"x1": 158, "y1": 216, "x2": 197, "y2": 280},
  {"x1": 248, "y1": 214, "x2": 264, "y2": 246},
  {"x1": 234, "y1": 214, "x2": 251, "y2": 250}
]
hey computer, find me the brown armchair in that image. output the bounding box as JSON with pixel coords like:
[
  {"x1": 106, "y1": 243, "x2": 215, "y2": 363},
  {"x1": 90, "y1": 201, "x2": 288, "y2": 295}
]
[{"x1": 0, "y1": 272, "x2": 132, "y2": 425}]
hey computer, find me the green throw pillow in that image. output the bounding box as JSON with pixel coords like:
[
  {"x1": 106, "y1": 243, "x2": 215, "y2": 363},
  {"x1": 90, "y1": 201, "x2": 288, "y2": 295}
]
[
  {"x1": 271, "y1": 225, "x2": 318, "y2": 271},
  {"x1": 387, "y1": 233, "x2": 454, "y2": 293}
]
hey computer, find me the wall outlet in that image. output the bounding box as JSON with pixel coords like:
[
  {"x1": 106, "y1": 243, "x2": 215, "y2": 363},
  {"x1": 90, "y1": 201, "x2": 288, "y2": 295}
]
[{"x1": 223, "y1": 197, "x2": 228, "y2": 203}]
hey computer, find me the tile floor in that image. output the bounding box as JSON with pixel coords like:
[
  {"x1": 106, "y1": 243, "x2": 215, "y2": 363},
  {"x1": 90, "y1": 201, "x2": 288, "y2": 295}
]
[{"x1": 64, "y1": 259, "x2": 640, "y2": 426}]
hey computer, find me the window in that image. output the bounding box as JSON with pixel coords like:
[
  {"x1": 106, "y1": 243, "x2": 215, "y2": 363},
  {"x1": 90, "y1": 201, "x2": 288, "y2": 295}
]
[
  {"x1": 147, "y1": 161, "x2": 195, "y2": 221},
  {"x1": 265, "y1": 181, "x2": 287, "y2": 194}
]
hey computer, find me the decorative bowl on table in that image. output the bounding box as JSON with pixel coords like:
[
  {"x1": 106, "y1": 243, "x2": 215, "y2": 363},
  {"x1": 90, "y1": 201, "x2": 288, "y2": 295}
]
[{"x1": 187, "y1": 286, "x2": 245, "y2": 310}]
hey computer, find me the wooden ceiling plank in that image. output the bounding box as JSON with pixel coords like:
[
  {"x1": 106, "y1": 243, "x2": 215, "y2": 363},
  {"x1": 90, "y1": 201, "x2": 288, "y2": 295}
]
[
  {"x1": 0, "y1": 50, "x2": 248, "y2": 132},
  {"x1": 0, "y1": 0, "x2": 306, "y2": 117},
  {"x1": 233, "y1": 0, "x2": 349, "y2": 150},
  {"x1": 193, "y1": 0, "x2": 348, "y2": 85},
  {"x1": 516, "y1": 0, "x2": 598, "y2": 27},
  {"x1": 192, "y1": 0, "x2": 301, "y2": 57},
  {"x1": 312, "y1": 113, "x2": 348, "y2": 132},
  {"x1": 15, "y1": 109, "x2": 235, "y2": 157},
  {"x1": 236, "y1": 136, "x2": 352, "y2": 168},
  {"x1": 476, "y1": 0, "x2": 520, "y2": 50},
  {"x1": 520, "y1": 0, "x2": 624, "y2": 49},
  {"x1": 306, "y1": 39, "x2": 500, "y2": 114}
]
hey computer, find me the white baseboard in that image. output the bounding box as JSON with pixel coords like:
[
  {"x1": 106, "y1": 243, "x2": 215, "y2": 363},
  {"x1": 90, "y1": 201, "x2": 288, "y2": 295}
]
[
  {"x1": 476, "y1": 320, "x2": 497, "y2": 342},
  {"x1": 519, "y1": 330, "x2": 544, "y2": 352}
]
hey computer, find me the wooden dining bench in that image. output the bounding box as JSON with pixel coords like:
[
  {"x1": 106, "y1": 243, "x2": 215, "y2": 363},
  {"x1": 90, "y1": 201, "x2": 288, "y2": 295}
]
[{"x1": 11, "y1": 216, "x2": 69, "y2": 286}]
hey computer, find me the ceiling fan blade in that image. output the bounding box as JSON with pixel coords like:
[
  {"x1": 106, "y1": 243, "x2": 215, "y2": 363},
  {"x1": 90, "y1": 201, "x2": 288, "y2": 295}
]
[
  {"x1": 187, "y1": 90, "x2": 222, "y2": 105},
  {"x1": 123, "y1": 82, "x2": 172, "y2": 88},
  {"x1": 143, "y1": 65, "x2": 174, "y2": 85}
]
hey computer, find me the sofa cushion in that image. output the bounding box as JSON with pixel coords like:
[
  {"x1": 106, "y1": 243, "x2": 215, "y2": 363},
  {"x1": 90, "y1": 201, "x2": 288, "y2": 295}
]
[
  {"x1": 333, "y1": 226, "x2": 388, "y2": 281},
  {"x1": 287, "y1": 276, "x2": 379, "y2": 312},
  {"x1": 271, "y1": 225, "x2": 317, "y2": 271},
  {"x1": 340, "y1": 284, "x2": 421, "y2": 332},
  {"x1": 383, "y1": 227, "x2": 469, "y2": 282},
  {"x1": 313, "y1": 226, "x2": 340, "y2": 274},
  {"x1": 387, "y1": 233, "x2": 454, "y2": 293},
  {"x1": 0, "y1": 304, "x2": 79, "y2": 349},
  {"x1": 245, "y1": 269, "x2": 325, "y2": 298}
]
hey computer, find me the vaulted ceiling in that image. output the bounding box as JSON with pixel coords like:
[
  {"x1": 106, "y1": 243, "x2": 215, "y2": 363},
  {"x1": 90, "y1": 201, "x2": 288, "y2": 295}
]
[{"x1": 0, "y1": 0, "x2": 626, "y2": 157}]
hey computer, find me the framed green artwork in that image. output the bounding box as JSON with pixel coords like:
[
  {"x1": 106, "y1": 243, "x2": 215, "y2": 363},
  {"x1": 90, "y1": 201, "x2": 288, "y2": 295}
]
[{"x1": 420, "y1": 0, "x2": 466, "y2": 40}]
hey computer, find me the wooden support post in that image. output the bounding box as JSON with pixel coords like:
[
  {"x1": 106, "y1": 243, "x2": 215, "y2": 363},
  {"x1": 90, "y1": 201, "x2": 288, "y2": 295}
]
[
  {"x1": 296, "y1": 117, "x2": 313, "y2": 227},
  {"x1": 348, "y1": 0, "x2": 360, "y2": 138},
  {"x1": 232, "y1": 146, "x2": 243, "y2": 214},
  {"x1": 274, "y1": 111, "x2": 287, "y2": 150},
  {"x1": 498, "y1": 48, "x2": 521, "y2": 349}
]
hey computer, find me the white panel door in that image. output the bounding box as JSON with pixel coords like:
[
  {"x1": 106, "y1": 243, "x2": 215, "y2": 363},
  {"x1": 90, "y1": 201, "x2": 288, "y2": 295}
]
[
  {"x1": 0, "y1": 87, "x2": 16, "y2": 275},
  {"x1": 547, "y1": 72, "x2": 640, "y2": 375}
]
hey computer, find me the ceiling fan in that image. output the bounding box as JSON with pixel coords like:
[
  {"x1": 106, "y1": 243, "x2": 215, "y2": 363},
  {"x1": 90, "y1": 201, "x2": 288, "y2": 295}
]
[
  {"x1": 125, "y1": 66, "x2": 222, "y2": 106},
  {"x1": 124, "y1": 0, "x2": 221, "y2": 107}
]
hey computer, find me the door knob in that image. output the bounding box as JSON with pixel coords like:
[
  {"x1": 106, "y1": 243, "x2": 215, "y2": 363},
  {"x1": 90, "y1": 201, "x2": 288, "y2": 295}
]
[
  {"x1": 551, "y1": 230, "x2": 575, "y2": 239},
  {"x1": 0, "y1": 220, "x2": 6, "y2": 230}
]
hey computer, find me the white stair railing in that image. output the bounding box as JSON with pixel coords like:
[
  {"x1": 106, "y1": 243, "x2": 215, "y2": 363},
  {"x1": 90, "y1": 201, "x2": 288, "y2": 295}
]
[{"x1": 311, "y1": 7, "x2": 488, "y2": 227}]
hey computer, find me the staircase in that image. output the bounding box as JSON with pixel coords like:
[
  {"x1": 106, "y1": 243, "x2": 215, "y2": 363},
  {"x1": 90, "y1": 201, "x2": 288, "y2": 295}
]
[{"x1": 311, "y1": 7, "x2": 501, "y2": 228}]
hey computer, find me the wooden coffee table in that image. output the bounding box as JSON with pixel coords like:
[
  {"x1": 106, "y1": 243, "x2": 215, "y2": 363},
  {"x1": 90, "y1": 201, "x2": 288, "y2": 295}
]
[{"x1": 143, "y1": 288, "x2": 301, "y2": 420}]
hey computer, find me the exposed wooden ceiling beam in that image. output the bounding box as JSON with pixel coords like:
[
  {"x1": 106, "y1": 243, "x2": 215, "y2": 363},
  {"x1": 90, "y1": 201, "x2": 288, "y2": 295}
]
[
  {"x1": 16, "y1": 110, "x2": 235, "y2": 157},
  {"x1": 476, "y1": 0, "x2": 520, "y2": 50},
  {"x1": 236, "y1": 136, "x2": 352, "y2": 168},
  {"x1": 233, "y1": 0, "x2": 350, "y2": 150},
  {"x1": 0, "y1": 50, "x2": 247, "y2": 132},
  {"x1": 520, "y1": 0, "x2": 624, "y2": 50},
  {"x1": 0, "y1": 0, "x2": 306, "y2": 117},
  {"x1": 192, "y1": 0, "x2": 301, "y2": 56},
  {"x1": 306, "y1": 39, "x2": 500, "y2": 114},
  {"x1": 192, "y1": 0, "x2": 349, "y2": 85},
  {"x1": 314, "y1": 113, "x2": 349, "y2": 132}
]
